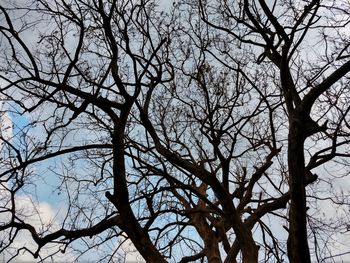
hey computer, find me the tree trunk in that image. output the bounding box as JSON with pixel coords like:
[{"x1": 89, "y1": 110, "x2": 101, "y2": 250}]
[
  {"x1": 231, "y1": 215, "x2": 259, "y2": 263},
  {"x1": 110, "y1": 122, "x2": 167, "y2": 263},
  {"x1": 287, "y1": 121, "x2": 311, "y2": 263}
]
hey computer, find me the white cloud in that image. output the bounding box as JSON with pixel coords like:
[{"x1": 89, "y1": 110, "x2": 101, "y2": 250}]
[
  {"x1": 0, "y1": 99, "x2": 13, "y2": 145},
  {"x1": 0, "y1": 183, "x2": 75, "y2": 262},
  {"x1": 119, "y1": 235, "x2": 146, "y2": 263},
  {"x1": 332, "y1": 233, "x2": 350, "y2": 263},
  {"x1": 0, "y1": 181, "x2": 147, "y2": 262}
]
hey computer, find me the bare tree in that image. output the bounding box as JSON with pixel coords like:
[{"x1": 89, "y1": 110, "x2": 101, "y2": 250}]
[{"x1": 1, "y1": 0, "x2": 350, "y2": 262}]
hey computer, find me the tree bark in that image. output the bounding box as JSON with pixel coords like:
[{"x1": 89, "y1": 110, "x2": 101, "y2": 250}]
[
  {"x1": 241, "y1": 236, "x2": 259, "y2": 263},
  {"x1": 109, "y1": 118, "x2": 167, "y2": 263},
  {"x1": 287, "y1": 119, "x2": 311, "y2": 263},
  {"x1": 230, "y1": 214, "x2": 259, "y2": 263}
]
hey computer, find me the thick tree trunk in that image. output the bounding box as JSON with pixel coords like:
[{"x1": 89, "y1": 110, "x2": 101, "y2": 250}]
[
  {"x1": 287, "y1": 121, "x2": 311, "y2": 263},
  {"x1": 231, "y1": 215, "x2": 259, "y2": 263},
  {"x1": 110, "y1": 122, "x2": 167, "y2": 263},
  {"x1": 191, "y1": 186, "x2": 222, "y2": 263},
  {"x1": 241, "y1": 241, "x2": 259, "y2": 263}
]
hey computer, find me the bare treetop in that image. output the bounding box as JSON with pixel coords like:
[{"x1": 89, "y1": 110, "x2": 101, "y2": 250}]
[{"x1": 1, "y1": 0, "x2": 350, "y2": 262}]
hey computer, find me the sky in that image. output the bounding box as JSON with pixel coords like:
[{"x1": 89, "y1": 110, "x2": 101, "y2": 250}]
[
  {"x1": 1, "y1": 0, "x2": 350, "y2": 262},
  {"x1": 0, "y1": 74, "x2": 148, "y2": 261},
  {"x1": 0, "y1": 97, "x2": 145, "y2": 261}
]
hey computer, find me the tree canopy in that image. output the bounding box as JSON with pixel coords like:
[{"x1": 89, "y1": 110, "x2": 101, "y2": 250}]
[{"x1": 1, "y1": 0, "x2": 350, "y2": 262}]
